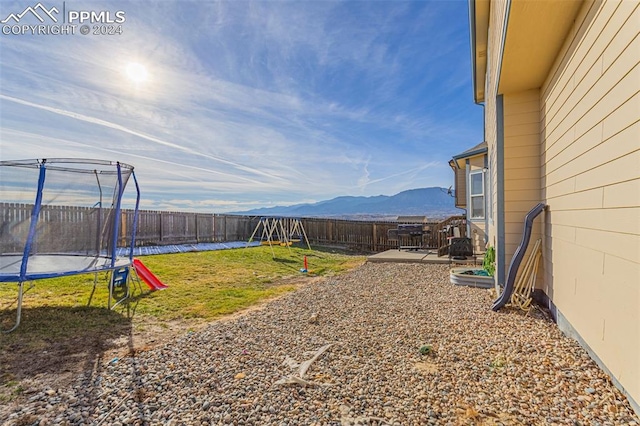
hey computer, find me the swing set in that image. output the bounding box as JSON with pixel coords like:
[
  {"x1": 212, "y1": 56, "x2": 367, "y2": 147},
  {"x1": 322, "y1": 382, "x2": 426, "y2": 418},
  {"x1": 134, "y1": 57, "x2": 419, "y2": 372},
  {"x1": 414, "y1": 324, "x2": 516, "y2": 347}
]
[{"x1": 246, "y1": 217, "x2": 311, "y2": 256}]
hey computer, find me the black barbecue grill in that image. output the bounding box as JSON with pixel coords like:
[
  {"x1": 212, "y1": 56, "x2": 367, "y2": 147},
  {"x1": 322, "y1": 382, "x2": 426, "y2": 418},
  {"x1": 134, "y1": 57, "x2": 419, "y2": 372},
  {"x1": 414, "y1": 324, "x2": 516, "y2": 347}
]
[{"x1": 387, "y1": 222, "x2": 430, "y2": 251}]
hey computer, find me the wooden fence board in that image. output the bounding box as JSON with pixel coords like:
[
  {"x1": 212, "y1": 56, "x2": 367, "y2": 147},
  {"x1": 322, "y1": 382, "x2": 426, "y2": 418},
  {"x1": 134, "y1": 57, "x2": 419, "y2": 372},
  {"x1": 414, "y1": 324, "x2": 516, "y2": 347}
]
[{"x1": 1, "y1": 203, "x2": 465, "y2": 253}]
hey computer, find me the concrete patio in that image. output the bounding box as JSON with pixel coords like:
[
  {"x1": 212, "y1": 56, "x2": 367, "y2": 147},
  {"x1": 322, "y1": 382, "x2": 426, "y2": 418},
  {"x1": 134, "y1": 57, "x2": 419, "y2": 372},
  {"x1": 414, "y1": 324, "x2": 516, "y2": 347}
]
[{"x1": 367, "y1": 248, "x2": 479, "y2": 265}]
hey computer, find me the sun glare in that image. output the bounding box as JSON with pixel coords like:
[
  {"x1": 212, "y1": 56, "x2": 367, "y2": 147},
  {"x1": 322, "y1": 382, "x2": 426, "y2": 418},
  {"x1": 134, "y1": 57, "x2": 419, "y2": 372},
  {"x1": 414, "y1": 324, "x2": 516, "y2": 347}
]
[{"x1": 125, "y1": 62, "x2": 148, "y2": 83}]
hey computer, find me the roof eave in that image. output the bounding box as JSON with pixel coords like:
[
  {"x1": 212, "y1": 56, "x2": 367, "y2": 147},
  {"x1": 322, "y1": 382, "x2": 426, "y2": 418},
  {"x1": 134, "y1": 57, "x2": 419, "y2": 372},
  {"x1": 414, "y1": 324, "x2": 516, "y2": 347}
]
[
  {"x1": 452, "y1": 147, "x2": 488, "y2": 162},
  {"x1": 470, "y1": 0, "x2": 489, "y2": 104}
]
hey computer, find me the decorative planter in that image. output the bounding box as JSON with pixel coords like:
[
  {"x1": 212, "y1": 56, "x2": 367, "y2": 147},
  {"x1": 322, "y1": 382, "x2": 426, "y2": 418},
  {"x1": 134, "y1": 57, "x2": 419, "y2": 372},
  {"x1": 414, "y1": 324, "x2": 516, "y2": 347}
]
[{"x1": 450, "y1": 267, "x2": 494, "y2": 289}]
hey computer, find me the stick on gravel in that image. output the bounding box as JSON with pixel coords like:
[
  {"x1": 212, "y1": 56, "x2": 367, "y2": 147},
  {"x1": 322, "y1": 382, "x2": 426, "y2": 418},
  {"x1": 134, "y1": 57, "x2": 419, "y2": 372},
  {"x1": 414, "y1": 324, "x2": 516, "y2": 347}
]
[{"x1": 274, "y1": 343, "x2": 334, "y2": 387}]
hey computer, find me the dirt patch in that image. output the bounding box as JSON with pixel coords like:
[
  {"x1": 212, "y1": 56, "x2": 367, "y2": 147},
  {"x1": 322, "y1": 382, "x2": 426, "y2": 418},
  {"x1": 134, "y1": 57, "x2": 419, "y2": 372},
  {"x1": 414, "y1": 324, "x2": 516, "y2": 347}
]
[
  {"x1": 0, "y1": 275, "x2": 324, "y2": 409},
  {"x1": 414, "y1": 361, "x2": 439, "y2": 374}
]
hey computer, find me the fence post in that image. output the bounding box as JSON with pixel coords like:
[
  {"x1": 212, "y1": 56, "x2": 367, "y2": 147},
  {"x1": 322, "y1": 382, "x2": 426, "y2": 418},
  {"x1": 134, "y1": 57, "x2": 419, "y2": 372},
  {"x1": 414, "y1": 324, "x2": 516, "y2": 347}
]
[
  {"x1": 372, "y1": 223, "x2": 377, "y2": 252},
  {"x1": 120, "y1": 211, "x2": 127, "y2": 246},
  {"x1": 328, "y1": 220, "x2": 333, "y2": 243},
  {"x1": 223, "y1": 215, "x2": 227, "y2": 242}
]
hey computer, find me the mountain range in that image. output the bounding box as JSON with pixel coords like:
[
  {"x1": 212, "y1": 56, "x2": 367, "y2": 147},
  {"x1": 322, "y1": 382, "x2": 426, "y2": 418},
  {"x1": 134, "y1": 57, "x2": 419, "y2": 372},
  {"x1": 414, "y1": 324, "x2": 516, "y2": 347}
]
[{"x1": 232, "y1": 187, "x2": 462, "y2": 220}]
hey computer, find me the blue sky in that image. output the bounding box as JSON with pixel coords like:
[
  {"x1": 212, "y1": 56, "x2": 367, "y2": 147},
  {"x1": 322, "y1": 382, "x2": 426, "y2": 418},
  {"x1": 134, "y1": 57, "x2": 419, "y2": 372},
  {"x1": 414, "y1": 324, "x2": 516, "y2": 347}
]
[{"x1": 0, "y1": 0, "x2": 483, "y2": 212}]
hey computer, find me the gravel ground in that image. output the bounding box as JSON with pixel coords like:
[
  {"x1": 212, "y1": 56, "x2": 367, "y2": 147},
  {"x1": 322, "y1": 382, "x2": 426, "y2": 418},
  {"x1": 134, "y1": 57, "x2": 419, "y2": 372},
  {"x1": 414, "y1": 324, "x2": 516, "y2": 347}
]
[{"x1": 3, "y1": 262, "x2": 639, "y2": 425}]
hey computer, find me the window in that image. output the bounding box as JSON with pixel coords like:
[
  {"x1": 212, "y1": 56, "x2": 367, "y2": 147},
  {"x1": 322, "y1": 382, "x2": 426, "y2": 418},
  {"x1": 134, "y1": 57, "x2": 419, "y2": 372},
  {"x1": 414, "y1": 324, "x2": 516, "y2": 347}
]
[{"x1": 469, "y1": 170, "x2": 485, "y2": 220}]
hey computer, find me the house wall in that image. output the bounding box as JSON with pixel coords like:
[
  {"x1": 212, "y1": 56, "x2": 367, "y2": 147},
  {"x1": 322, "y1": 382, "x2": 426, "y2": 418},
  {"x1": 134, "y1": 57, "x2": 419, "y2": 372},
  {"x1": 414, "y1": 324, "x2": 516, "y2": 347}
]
[
  {"x1": 454, "y1": 164, "x2": 466, "y2": 208},
  {"x1": 478, "y1": 0, "x2": 639, "y2": 410},
  {"x1": 469, "y1": 221, "x2": 486, "y2": 254},
  {"x1": 484, "y1": 0, "x2": 509, "y2": 287},
  {"x1": 485, "y1": 95, "x2": 498, "y2": 248},
  {"x1": 467, "y1": 155, "x2": 488, "y2": 253},
  {"x1": 539, "y1": 0, "x2": 640, "y2": 407},
  {"x1": 502, "y1": 90, "x2": 543, "y2": 279}
]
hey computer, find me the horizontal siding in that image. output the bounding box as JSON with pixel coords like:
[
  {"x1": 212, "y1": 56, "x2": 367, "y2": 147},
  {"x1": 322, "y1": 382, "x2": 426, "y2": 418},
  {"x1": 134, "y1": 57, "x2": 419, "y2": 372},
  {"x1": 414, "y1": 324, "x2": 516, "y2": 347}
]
[
  {"x1": 547, "y1": 119, "x2": 640, "y2": 187},
  {"x1": 545, "y1": 47, "x2": 640, "y2": 167},
  {"x1": 454, "y1": 166, "x2": 466, "y2": 208},
  {"x1": 574, "y1": 61, "x2": 639, "y2": 138},
  {"x1": 542, "y1": 1, "x2": 635, "y2": 132},
  {"x1": 502, "y1": 89, "x2": 542, "y2": 279},
  {"x1": 603, "y1": 179, "x2": 640, "y2": 208},
  {"x1": 504, "y1": 220, "x2": 543, "y2": 240},
  {"x1": 598, "y1": 254, "x2": 639, "y2": 395},
  {"x1": 551, "y1": 207, "x2": 639, "y2": 237},
  {"x1": 486, "y1": 94, "x2": 498, "y2": 251},
  {"x1": 503, "y1": 188, "x2": 541, "y2": 202},
  {"x1": 540, "y1": 0, "x2": 640, "y2": 406},
  {"x1": 547, "y1": 187, "x2": 604, "y2": 210},
  {"x1": 545, "y1": 20, "x2": 637, "y2": 158},
  {"x1": 484, "y1": 0, "x2": 509, "y2": 259},
  {"x1": 504, "y1": 178, "x2": 541, "y2": 192},
  {"x1": 503, "y1": 133, "x2": 544, "y2": 148},
  {"x1": 504, "y1": 144, "x2": 543, "y2": 159},
  {"x1": 575, "y1": 227, "x2": 638, "y2": 264},
  {"x1": 544, "y1": 176, "x2": 576, "y2": 199},
  {"x1": 504, "y1": 121, "x2": 539, "y2": 138},
  {"x1": 485, "y1": 107, "x2": 498, "y2": 251},
  {"x1": 503, "y1": 199, "x2": 545, "y2": 213},
  {"x1": 602, "y1": 87, "x2": 640, "y2": 140},
  {"x1": 469, "y1": 221, "x2": 486, "y2": 254},
  {"x1": 502, "y1": 167, "x2": 539, "y2": 182},
  {"x1": 575, "y1": 148, "x2": 640, "y2": 192},
  {"x1": 547, "y1": 223, "x2": 576, "y2": 243}
]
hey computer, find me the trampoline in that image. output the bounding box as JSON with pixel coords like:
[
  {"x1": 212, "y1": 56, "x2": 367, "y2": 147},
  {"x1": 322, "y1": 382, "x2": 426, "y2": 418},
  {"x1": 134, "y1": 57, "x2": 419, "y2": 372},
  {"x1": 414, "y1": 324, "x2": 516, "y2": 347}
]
[
  {"x1": 0, "y1": 254, "x2": 132, "y2": 282},
  {"x1": 0, "y1": 159, "x2": 140, "y2": 332}
]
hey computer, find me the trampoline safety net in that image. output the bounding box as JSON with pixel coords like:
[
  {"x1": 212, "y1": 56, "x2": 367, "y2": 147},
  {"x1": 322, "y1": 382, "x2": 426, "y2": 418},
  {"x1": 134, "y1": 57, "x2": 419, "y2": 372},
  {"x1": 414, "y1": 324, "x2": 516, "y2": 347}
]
[{"x1": 0, "y1": 159, "x2": 139, "y2": 282}]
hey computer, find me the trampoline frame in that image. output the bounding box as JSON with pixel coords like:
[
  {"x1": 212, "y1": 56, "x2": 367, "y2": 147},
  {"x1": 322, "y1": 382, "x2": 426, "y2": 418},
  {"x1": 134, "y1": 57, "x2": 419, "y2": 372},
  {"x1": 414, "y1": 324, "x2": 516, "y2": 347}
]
[{"x1": 0, "y1": 159, "x2": 141, "y2": 332}]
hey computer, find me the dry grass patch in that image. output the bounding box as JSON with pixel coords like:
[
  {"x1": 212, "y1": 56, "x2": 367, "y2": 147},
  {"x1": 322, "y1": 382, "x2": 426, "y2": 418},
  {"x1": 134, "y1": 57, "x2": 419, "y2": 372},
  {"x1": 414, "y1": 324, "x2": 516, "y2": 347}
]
[{"x1": 0, "y1": 245, "x2": 364, "y2": 402}]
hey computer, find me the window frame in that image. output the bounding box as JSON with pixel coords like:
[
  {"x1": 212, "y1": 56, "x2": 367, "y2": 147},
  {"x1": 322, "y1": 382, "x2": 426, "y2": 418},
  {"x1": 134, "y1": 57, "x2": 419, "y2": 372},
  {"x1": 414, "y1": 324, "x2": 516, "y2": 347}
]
[{"x1": 469, "y1": 169, "x2": 485, "y2": 220}]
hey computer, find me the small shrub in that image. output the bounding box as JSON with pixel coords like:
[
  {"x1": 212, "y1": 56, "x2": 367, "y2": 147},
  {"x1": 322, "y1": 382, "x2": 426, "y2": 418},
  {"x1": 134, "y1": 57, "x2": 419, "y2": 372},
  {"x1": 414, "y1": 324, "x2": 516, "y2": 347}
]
[
  {"x1": 489, "y1": 355, "x2": 507, "y2": 368},
  {"x1": 419, "y1": 344, "x2": 433, "y2": 355},
  {"x1": 483, "y1": 246, "x2": 495, "y2": 277}
]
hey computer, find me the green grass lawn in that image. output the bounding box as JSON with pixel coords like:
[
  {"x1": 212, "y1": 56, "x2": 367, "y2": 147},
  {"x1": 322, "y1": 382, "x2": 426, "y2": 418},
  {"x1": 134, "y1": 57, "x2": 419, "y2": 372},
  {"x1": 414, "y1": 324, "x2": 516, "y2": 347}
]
[{"x1": 0, "y1": 245, "x2": 365, "y2": 336}]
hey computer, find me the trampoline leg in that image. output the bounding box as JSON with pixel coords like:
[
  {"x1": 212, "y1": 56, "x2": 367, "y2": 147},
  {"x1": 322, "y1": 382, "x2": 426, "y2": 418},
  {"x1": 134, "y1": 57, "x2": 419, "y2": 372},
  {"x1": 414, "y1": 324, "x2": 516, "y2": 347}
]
[
  {"x1": 108, "y1": 271, "x2": 114, "y2": 310},
  {"x1": 2, "y1": 281, "x2": 25, "y2": 334}
]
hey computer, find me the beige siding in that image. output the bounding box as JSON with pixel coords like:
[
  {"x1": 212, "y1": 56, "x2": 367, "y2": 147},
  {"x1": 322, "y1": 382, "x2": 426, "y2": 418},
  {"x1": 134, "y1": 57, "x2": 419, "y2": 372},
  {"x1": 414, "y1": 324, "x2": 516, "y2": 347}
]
[
  {"x1": 484, "y1": 0, "x2": 509, "y2": 278},
  {"x1": 503, "y1": 90, "x2": 542, "y2": 283},
  {"x1": 485, "y1": 91, "x2": 498, "y2": 250},
  {"x1": 540, "y1": 0, "x2": 640, "y2": 404},
  {"x1": 468, "y1": 156, "x2": 487, "y2": 253},
  {"x1": 469, "y1": 221, "x2": 486, "y2": 254},
  {"x1": 454, "y1": 166, "x2": 466, "y2": 208}
]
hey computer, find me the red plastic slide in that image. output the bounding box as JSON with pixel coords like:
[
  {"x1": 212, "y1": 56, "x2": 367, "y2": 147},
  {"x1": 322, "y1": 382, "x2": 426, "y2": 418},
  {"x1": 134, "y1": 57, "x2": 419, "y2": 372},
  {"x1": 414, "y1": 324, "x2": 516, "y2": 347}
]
[{"x1": 133, "y1": 258, "x2": 168, "y2": 290}]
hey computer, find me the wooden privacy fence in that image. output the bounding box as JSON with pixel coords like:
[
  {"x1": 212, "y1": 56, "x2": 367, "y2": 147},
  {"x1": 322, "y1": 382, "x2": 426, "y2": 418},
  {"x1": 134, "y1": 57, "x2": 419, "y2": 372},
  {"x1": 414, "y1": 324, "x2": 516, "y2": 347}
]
[
  {"x1": 1, "y1": 203, "x2": 130, "y2": 254},
  {"x1": 128, "y1": 210, "x2": 260, "y2": 246},
  {"x1": 1, "y1": 203, "x2": 465, "y2": 253}
]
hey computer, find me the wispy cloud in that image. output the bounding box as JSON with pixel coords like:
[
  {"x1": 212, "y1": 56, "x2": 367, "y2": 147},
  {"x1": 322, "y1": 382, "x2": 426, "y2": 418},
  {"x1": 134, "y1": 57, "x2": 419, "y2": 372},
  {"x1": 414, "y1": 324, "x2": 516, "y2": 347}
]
[{"x1": 0, "y1": 0, "x2": 482, "y2": 212}]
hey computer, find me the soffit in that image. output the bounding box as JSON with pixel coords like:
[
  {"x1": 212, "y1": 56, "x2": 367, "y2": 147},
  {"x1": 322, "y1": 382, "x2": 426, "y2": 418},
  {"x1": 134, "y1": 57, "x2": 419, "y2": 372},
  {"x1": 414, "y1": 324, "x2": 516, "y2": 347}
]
[
  {"x1": 499, "y1": 0, "x2": 582, "y2": 94},
  {"x1": 472, "y1": 0, "x2": 490, "y2": 103}
]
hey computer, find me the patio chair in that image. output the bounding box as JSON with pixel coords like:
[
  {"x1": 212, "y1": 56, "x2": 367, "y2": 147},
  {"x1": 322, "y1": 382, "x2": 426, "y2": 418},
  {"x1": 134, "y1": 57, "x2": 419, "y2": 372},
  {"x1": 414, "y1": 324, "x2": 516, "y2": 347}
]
[{"x1": 447, "y1": 237, "x2": 475, "y2": 263}]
